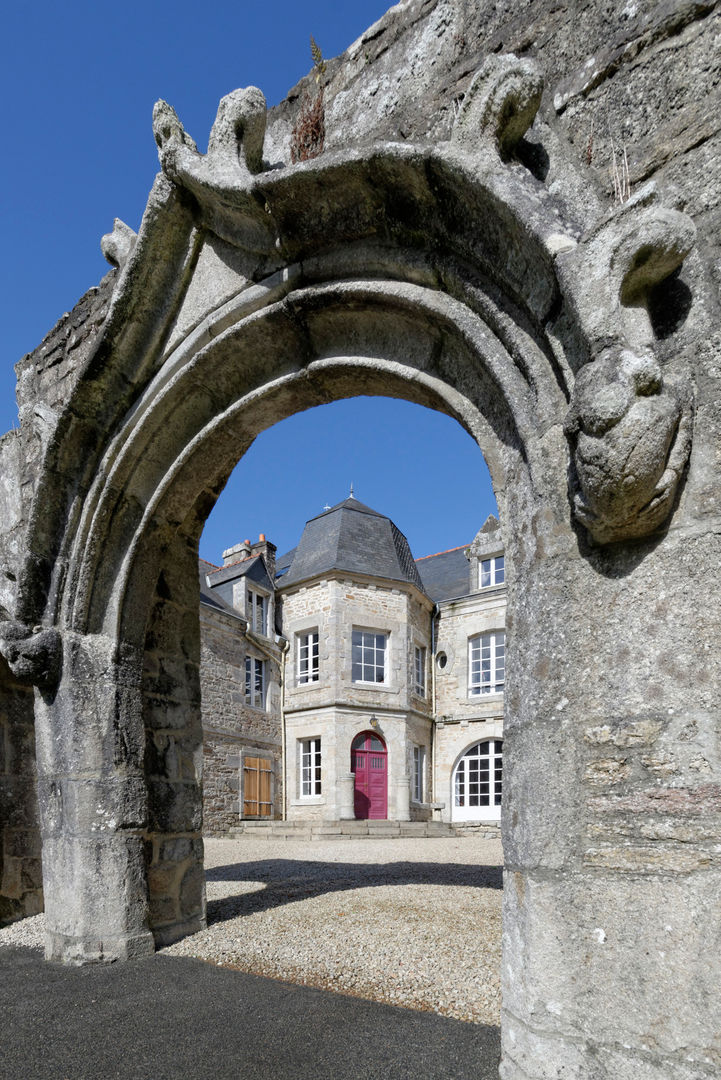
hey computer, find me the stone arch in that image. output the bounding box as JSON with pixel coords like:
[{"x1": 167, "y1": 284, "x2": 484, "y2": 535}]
[
  {"x1": 38, "y1": 281, "x2": 554, "y2": 959},
  {"x1": 2, "y1": 52, "x2": 709, "y2": 1080}
]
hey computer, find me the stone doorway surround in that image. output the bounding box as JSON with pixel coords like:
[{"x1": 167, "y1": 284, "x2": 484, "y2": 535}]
[
  {"x1": 0, "y1": 40, "x2": 718, "y2": 1080},
  {"x1": 351, "y1": 731, "x2": 389, "y2": 819}
]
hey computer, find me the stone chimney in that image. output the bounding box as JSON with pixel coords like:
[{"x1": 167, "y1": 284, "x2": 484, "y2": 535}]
[
  {"x1": 251, "y1": 533, "x2": 276, "y2": 579},
  {"x1": 222, "y1": 539, "x2": 252, "y2": 566}
]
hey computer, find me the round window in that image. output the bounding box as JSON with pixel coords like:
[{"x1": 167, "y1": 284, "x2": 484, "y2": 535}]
[{"x1": 436, "y1": 651, "x2": 447, "y2": 670}]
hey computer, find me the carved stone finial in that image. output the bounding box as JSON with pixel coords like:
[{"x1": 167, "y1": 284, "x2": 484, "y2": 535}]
[
  {"x1": 207, "y1": 87, "x2": 267, "y2": 175},
  {"x1": 453, "y1": 54, "x2": 543, "y2": 159},
  {"x1": 153, "y1": 86, "x2": 267, "y2": 194},
  {"x1": 0, "y1": 620, "x2": 62, "y2": 691},
  {"x1": 100, "y1": 219, "x2": 138, "y2": 270},
  {"x1": 152, "y1": 100, "x2": 199, "y2": 181},
  {"x1": 559, "y1": 184, "x2": 696, "y2": 545}
]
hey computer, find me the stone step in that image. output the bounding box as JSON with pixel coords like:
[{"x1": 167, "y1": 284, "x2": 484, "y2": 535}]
[{"x1": 223, "y1": 818, "x2": 464, "y2": 841}]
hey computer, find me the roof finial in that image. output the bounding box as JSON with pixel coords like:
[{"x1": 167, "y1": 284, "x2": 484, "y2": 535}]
[{"x1": 349, "y1": 482, "x2": 355, "y2": 499}]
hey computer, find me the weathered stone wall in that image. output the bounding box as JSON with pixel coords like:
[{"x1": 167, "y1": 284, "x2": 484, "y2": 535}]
[
  {"x1": 433, "y1": 579, "x2": 506, "y2": 825},
  {"x1": 199, "y1": 606, "x2": 281, "y2": 741},
  {"x1": 434, "y1": 589, "x2": 507, "y2": 722},
  {"x1": 14, "y1": 272, "x2": 117, "y2": 430},
  {"x1": 269, "y1": 0, "x2": 721, "y2": 248},
  {"x1": 282, "y1": 575, "x2": 433, "y2": 714},
  {"x1": 141, "y1": 540, "x2": 205, "y2": 947},
  {"x1": 0, "y1": 658, "x2": 42, "y2": 924},
  {"x1": 199, "y1": 603, "x2": 282, "y2": 830},
  {"x1": 282, "y1": 574, "x2": 433, "y2": 821},
  {"x1": 1, "y1": 4, "x2": 719, "y2": 1077}
]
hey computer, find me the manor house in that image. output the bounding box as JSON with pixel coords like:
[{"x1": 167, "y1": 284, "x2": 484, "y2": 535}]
[{"x1": 198, "y1": 495, "x2": 506, "y2": 832}]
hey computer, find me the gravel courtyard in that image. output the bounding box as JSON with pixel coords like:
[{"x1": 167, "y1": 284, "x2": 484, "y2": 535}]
[{"x1": 0, "y1": 835, "x2": 503, "y2": 1027}]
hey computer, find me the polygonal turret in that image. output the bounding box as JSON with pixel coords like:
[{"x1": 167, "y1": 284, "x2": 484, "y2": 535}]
[{"x1": 277, "y1": 496, "x2": 425, "y2": 593}]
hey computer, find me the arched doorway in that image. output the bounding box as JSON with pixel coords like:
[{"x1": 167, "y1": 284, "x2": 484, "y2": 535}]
[
  {"x1": 351, "y1": 731, "x2": 388, "y2": 820},
  {"x1": 2, "y1": 45, "x2": 710, "y2": 1080},
  {"x1": 452, "y1": 739, "x2": 503, "y2": 823}
]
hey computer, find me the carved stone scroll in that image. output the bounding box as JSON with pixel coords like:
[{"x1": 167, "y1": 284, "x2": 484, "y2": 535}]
[
  {"x1": 0, "y1": 620, "x2": 62, "y2": 691},
  {"x1": 153, "y1": 86, "x2": 267, "y2": 193},
  {"x1": 559, "y1": 184, "x2": 696, "y2": 544},
  {"x1": 452, "y1": 53, "x2": 543, "y2": 159},
  {"x1": 101, "y1": 218, "x2": 138, "y2": 270}
]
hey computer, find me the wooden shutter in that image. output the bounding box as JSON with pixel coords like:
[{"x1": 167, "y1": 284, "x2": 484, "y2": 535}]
[{"x1": 243, "y1": 756, "x2": 273, "y2": 817}]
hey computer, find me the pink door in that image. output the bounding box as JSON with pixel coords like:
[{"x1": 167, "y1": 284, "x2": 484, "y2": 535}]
[{"x1": 351, "y1": 732, "x2": 388, "y2": 819}]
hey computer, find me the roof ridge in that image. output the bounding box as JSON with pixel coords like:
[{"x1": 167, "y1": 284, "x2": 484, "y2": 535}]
[
  {"x1": 415, "y1": 543, "x2": 470, "y2": 561},
  {"x1": 199, "y1": 557, "x2": 220, "y2": 569},
  {"x1": 207, "y1": 553, "x2": 259, "y2": 574},
  {"x1": 307, "y1": 497, "x2": 385, "y2": 524}
]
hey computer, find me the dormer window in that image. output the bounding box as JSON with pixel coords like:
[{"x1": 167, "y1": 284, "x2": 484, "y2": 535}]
[
  {"x1": 479, "y1": 554, "x2": 504, "y2": 589},
  {"x1": 248, "y1": 589, "x2": 267, "y2": 635}
]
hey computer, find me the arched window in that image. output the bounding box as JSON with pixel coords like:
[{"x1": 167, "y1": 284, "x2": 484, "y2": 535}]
[{"x1": 452, "y1": 738, "x2": 503, "y2": 822}]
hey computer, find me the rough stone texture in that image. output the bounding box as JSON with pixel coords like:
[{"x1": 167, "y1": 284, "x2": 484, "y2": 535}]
[
  {"x1": 433, "y1": 531, "x2": 506, "y2": 824},
  {"x1": 141, "y1": 534, "x2": 206, "y2": 948},
  {"x1": 0, "y1": 657, "x2": 42, "y2": 925},
  {"x1": 281, "y1": 574, "x2": 433, "y2": 822},
  {"x1": 0, "y1": 2, "x2": 719, "y2": 1078},
  {"x1": 199, "y1": 602, "x2": 282, "y2": 832}
]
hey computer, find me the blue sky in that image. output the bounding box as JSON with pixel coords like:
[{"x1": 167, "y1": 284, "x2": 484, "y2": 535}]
[{"x1": 2, "y1": 1, "x2": 497, "y2": 563}]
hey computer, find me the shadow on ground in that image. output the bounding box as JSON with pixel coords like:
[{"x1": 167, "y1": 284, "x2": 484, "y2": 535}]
[
  {"x1": 0, "y1": 944, "x2": 501, "y2": 1080},
  {"x1": 204, "y1": 859, "x2": 503, "y2": 924}
]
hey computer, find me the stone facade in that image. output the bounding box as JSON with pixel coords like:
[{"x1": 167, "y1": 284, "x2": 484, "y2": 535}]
[
  {"x1": 199, "y1": 601, "x2": 282, "y2": 833},
  {"x1": 281, "y1": 569, "x2": 434, "y2": 822},
  {"x1": 197, "y1": 503, "x2": 510, "y2": 832},
  {"x1": 1, "y1": 3, "x2": 720, "y2": 1077}
]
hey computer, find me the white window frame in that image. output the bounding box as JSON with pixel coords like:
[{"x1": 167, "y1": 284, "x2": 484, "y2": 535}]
[
  {"x1": 300, "y1": 737, "x2": 322, "y2": 796},
  {"x1": 412, "y1": 744, "x2": 426, "y2": 803},
  {"x1": 479, "y1": 554, "x2": 505, "y2": 589},
  {"x1": 413, "y1": 645, "x2": 426, "y2": 697},
  {"x1": 297, "y1": 630, "x2": 319, "y2": 684},
  {"x1": 453, "y1": 739, "x2": 503, "y2": 821},
  {"x1": 245, "y1": 655, "x2": 266, "y2": 708},
  {"x1": 352, "y1": 629, "x2": 387, "y2": 684},
  {"x1": 468, "y1": 631, "x2": 505, "y2": 696},
  {"x1": 248, "y1": 589, "x2": 268, "y2": 635}
]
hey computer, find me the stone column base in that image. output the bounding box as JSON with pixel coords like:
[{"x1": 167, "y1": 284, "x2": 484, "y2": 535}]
[
  {"x1": 45, "y1": 928, "x2": 155, "y2": 965},
  {"x1": 394, "y1": 775, "x2": 411, "y2": 822},
  {"x1": 337, "y1": 772, "x2": 356, "y2": 819}
]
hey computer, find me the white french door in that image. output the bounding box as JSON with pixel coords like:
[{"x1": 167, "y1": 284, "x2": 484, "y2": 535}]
[{"x1": 452, "y1": 739, "x2": 503, "y2": 821}]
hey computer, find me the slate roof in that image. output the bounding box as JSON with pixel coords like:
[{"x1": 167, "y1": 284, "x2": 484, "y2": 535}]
[
  {"x1": 198, "y1": 558, "x2": 237, "y2": 616},
  {"x1": 415, "y1": 545, "x2": 471, "y2": 603},
  {"x1": 279, "y1": 497, "x2": 426, "y2": 593},
  {"x1": 274, "y1": 546, "x2": 296, "y2": 581},
  {"x1": 205, "y1": 553, "x2": 273, "y2": 591}
]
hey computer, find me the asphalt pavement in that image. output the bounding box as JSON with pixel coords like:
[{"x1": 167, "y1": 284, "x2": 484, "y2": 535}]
[{"x1": 0, "y1": 945, "x2": 500, "y2": 1080}]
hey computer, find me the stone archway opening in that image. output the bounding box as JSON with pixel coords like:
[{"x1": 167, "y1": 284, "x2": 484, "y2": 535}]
[
  {"x1": 2, "y1": 49, "x2": 707, "y2": 1078},
  {"x1": 196, "y1": 393, "x2": 499, "y2": 833},
  {"x1": 119, "y1": 344, "x2": 522, "y2": 953}
]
